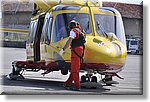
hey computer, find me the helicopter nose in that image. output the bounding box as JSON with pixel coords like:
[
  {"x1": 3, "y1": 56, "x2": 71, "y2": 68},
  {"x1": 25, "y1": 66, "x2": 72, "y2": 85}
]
[
  {"x1": 84, "y1": 36, "x2": 126, "y2": 64},
  {"x1": 84, "y1": 37, "x2": 110, "y2": 63}
]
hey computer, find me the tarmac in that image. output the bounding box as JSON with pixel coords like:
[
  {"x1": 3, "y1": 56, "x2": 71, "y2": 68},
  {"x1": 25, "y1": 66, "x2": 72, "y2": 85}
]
[{"x1": 0, "y1": 47, "x2": 143, "y2": 95}]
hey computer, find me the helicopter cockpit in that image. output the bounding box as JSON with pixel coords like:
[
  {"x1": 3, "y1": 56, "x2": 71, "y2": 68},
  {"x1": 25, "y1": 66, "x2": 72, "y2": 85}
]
[{"x1": 38, "y1": 5, "x2": 126, "y2": 46}]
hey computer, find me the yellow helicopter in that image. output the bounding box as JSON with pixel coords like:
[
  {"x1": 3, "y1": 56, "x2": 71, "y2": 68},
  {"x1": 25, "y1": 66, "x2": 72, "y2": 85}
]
[{"x1": 2, "y1": 0, "x2": 127, "y2": 86}]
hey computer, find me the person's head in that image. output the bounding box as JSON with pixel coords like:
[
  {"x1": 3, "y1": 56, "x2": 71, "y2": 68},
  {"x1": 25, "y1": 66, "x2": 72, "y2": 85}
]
[{"x1": 69, "y1": 20, "x2": 78, "y2": 30}]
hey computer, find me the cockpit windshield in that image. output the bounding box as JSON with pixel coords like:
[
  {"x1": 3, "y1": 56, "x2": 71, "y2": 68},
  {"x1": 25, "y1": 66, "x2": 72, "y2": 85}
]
[
  {"x1": 94, "y1": 14, "x2": 115, "y2": 36},
  {"x1": 53, "y1": 13, "x2": 91, "y2": 43},
  {"x1": 94, "y1": 7, "x2": 126, "y2": 44}
]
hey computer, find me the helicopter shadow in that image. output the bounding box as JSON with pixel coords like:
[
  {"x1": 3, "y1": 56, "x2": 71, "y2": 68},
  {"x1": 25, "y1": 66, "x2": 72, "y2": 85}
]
[{"x1": 1, "y1": 75, "x2": 111, "y2": 95}]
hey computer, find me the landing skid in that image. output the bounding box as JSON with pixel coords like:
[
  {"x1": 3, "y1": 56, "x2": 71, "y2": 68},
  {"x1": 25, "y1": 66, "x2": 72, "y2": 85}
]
[
  {"x1": 100, "y1": 74, "x2": 119, "y2": 86},
  {"x1": 100, "y1": 80, "x2": 119, "y2": 86},
  {"x1": 6, "y1": 73, "x2": 25, "y2": 80},
  {"x1": 80, "y1": 72, "x2": 120, "y2": 88},
  {"x1": 6, "y1": 61, "x2": 25, "y2": 80}
]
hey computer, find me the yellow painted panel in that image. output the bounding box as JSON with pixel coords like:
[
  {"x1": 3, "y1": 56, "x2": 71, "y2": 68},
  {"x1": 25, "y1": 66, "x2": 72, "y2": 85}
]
[{"x1": 0, "y1": 28, "x2": 29, "y2": 34}]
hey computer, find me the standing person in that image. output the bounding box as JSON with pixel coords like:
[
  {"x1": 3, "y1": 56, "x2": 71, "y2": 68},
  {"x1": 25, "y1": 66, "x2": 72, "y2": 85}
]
[{"x1": 59, "y1": 20, "x2": 86, "y2": 91}]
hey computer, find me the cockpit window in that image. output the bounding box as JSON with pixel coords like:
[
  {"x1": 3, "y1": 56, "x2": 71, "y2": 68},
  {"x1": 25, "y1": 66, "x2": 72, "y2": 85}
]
[
  {"x1": 94, "y1": 14, "x2": 115, "y2": 36},
  {"x1": 27, "y1": 20, "x2": 38, "y2": 44},
  {"x1": 52, "y1": 13, "x2": 91, "y2": 43},
  {"x1": 96, "y1": 7, "x2": 126, "y2": 44},
  {"x1": 41, "y1": 14, "x2": 53, "y2": 45}
]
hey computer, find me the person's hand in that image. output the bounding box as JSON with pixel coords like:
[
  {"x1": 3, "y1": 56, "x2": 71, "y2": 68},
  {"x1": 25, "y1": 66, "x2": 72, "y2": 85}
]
[{"x1": 59, "y1": 49, "x2": 64, "y2": 56}]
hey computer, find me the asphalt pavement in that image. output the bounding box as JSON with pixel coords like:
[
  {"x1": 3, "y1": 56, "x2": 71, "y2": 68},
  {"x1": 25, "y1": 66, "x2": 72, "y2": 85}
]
[{"x1": 0, "y1": 47, "x2": 143, "y2": 95}]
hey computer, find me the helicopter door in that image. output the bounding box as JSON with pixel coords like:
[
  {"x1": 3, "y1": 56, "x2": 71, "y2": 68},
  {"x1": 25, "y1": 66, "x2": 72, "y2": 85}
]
[
  {"x1": 40, "y1": 13, "x2": 53, "y2": 61},
  {"x1": 33, "y1": 15, "x2": 45, "y2": 62},
  {"x1": 26, "y1": 20, "x2": 38, "y2": 61}
]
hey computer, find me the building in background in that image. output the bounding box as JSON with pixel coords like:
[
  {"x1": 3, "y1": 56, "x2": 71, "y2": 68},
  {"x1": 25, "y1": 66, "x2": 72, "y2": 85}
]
[
  {"x1": 103, "y1": 2, "x2": 143, "y2": 54},
  {"x1": 103, "y1": 2, "x2": 143, "y2": 39},
  {"x1": 1, "y1": 0, "x2": 33, "y2": 30}
]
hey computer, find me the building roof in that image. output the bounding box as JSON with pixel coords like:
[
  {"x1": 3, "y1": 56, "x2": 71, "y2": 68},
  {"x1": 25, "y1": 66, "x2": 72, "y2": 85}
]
[
  {"x1": 2, "y1": 1, "x2": 143, "y2": 19},
  {"x1": 1, "y1": 0, "x2": 33, "y2": 12},
  {"x1": 103, "y1": 2, "x2": 143, "y2": 19}
]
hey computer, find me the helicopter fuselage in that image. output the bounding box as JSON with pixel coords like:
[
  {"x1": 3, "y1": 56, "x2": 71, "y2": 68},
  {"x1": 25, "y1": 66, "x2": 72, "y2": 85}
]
[{"x1": 25, "y1": 5, "x2": 127, "y2": 75}]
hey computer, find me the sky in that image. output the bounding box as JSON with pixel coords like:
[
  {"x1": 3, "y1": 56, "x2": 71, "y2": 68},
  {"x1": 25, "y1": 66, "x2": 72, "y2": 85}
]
[{"x1": 102, "y1": 0, "x2": 143, "y2": 4}]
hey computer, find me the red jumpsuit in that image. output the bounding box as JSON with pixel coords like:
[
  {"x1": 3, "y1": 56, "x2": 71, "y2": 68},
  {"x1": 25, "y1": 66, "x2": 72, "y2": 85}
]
[{"x1": 65, "y1": 27, "x2": 84, "y2": 89}]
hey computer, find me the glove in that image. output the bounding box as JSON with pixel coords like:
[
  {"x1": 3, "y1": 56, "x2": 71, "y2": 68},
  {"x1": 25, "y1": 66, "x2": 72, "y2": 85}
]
[{"x1": 59, "y1": 49, "x2": 64, "y2": 56}]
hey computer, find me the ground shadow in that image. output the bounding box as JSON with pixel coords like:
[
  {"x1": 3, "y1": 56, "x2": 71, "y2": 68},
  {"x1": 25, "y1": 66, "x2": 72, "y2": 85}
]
[{"x1": 1, "y1": 75, "x2": 110, "y2": 95}]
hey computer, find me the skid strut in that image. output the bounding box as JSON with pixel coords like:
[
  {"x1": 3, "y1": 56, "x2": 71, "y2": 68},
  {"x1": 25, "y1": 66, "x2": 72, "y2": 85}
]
[
  {"x1": 6, "y1": 61, "x2": 25, "y2": 80},
  {"x1": 100, "y1": 73, "x2": 124, "y2": 86}
]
